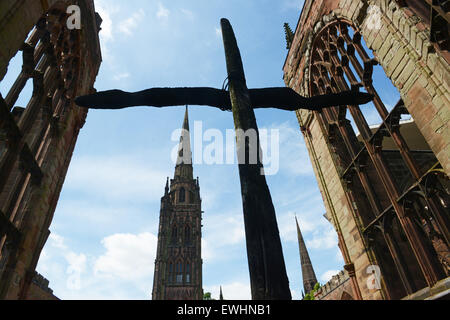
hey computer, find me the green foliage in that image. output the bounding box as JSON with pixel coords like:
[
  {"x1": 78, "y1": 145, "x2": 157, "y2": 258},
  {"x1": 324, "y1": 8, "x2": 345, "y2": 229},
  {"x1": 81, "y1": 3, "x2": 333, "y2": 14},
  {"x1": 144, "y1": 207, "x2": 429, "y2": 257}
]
[
  {"x1": 302, "y1": 282, "x2": 321, "y2": 300},
  {"x1": 303, "y1": 293, "x2": 314, "y2": 300},
  {"x1": 203, "y1": 292, "x2": 216, "y2": 300},
  {"x1": 203, "y1": 292, "x2": 211, "y2": 300},
  {"x1": 314, "y1": 282, "x2": 321, "y2": 291}
]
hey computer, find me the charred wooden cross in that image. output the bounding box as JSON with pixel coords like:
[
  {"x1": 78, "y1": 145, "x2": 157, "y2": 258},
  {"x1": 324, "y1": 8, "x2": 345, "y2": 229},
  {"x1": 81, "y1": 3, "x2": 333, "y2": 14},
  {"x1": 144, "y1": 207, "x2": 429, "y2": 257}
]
[{"x1": 75, "y1": 19, "x2": 373, "y2": 300}]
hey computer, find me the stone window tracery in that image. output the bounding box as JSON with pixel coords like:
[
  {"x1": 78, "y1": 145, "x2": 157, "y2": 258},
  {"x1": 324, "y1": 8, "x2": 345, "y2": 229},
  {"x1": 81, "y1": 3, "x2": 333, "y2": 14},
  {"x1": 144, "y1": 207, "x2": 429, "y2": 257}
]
[
  {"x1": 185, "y1": 262, "x2": 191, "y2": 283},
  {"x1": 309, "y1": 19, "x2": 449, "y2": 299},
  {"x1": 185, "y1": 225, "x2": 191, "y2": 245},
  {"x1": 168, "y1": 262, "x2": 174, "y2": 283},
  {"x1": 0, "y1": 6, "x2": 84, "y2": 287},
  {"x1": 176, "y1": 262, "x2": 183, "y2": 284},
  {"x1": 179, "y1": 187, "x2": 186, "y2": 203},
  {"x1": 171, "y1": 225, "x2": 178, "y2": 245}
]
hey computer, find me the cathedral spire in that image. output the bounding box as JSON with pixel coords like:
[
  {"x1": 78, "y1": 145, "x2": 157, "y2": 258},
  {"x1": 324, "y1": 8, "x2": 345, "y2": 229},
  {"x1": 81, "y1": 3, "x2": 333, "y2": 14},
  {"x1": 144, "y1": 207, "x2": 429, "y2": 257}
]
[
  {"x1": 174, "y1": 106, "x2": 193, "y2": 179},
  {"x1": 152, "y1": 106, "x2": 203, "y2": 300},
  {"x1": 182, "y1": 105, "x2": 190, "y2": 132},
  {"x1": 296, "y1": 216, "x2": 318, "y2": 294}
]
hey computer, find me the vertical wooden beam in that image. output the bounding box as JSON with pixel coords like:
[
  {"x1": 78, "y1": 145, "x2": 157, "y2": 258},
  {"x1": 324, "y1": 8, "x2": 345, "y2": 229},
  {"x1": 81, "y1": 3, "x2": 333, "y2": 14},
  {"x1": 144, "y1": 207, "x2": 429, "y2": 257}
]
[{"x1": 220, "y1": 18, "x2": 291, "y2": 300}]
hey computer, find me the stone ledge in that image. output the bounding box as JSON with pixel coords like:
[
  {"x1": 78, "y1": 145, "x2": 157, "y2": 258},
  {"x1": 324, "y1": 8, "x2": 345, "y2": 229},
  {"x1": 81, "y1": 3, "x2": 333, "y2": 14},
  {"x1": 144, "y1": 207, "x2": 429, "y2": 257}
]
[{"x1": 402, "y1": 277, "x2": 450, "y2": 300}]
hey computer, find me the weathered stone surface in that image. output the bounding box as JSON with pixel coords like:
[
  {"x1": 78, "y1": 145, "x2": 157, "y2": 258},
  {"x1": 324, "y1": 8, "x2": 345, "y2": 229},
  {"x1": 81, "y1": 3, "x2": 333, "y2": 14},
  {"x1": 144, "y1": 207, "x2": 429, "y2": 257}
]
[
  {"x1": 284, "y1": 0, "x2": 449, "y2": 301},
  {"x1": 0, "y1": 0, "x2": 101, "y2": 300},
  {"x1": 152, "y1": 109, "x2": 203, "y2": 301}
]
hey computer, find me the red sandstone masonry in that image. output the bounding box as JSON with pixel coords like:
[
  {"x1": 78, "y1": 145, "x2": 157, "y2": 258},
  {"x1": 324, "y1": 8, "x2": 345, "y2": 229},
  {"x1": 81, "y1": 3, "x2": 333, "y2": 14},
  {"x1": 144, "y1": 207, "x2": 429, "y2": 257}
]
[
  {"x1": 284, "y1": 0, "x2": 449, "y2": 300},
  {"x1": 0, "y1": 0, "x2": 101, "y2": 299}
]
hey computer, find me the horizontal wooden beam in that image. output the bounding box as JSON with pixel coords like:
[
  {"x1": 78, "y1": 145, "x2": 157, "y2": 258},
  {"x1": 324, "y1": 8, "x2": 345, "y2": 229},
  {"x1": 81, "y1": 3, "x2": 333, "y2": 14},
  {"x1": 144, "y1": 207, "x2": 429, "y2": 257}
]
[{"x1": 75, "y1": 87, "x2": 373, "y2": 112}]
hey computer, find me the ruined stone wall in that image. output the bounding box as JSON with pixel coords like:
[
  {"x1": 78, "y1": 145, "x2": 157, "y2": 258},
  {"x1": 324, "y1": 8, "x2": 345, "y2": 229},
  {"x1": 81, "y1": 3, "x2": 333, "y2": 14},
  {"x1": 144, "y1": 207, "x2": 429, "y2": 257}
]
[
  {"x1": 25, "y1": 272, "x2": 58, "y2": 300},
  {"x1": 315, "y1": 270, "x2": 354, "y2": 300},
  {"x1": 284, "y1": 0, "x2": 449, "y2": 300},
  {"x1": 0, "y1": 0, "x2": 101, "y2": 299}
]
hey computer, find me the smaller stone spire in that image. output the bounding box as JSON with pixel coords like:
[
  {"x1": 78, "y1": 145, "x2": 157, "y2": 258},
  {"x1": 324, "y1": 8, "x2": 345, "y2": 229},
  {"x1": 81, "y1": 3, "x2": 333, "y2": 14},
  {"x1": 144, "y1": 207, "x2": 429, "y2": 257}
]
[
  {"x1": 219, "y1": 286, "x2": 224, "y2": 300},
  {"x1": 164, "y1": 177, "x2": 169, "y2": 195},
  {"x1": 284, "y1": 23, "x2": 294, "y2": 50},
  {"x1": 296, "y1": 216, "x2": 318, "y2": 294}
]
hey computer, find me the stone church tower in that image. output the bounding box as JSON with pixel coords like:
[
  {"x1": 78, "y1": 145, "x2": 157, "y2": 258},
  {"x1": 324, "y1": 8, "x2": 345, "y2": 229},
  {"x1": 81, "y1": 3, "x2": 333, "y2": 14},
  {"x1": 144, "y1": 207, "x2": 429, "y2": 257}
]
[{"x1": 152, "y1": 107, "x2": 203, "y2": 300}]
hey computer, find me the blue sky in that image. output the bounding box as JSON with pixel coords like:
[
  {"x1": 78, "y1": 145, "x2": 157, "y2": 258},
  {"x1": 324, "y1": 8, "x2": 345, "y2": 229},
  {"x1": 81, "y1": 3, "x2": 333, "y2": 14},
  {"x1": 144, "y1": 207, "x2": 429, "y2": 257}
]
[{"x1": 0, "y1": 0, "x2": 400, "y2": 300}]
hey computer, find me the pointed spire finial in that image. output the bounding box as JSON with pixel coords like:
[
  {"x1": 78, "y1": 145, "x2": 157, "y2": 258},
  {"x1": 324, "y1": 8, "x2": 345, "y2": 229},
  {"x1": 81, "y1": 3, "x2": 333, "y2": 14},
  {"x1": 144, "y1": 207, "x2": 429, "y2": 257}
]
[
  {"x1": 219, "y1": 286, "x2": 224, "y2": 300},
  {"x1": 284, "y1": 23, "x2": 294, "y2": 50},
  {"x1": 295, "y1": 215, "x2": 318, "y2": 294},
  {"x1": 183, "y1": 105, "x2": 190, "y2": 131},
  {"x1": 165, "y1": 177, "x2": 169, "y2": 194},
  {"x1": 174, "y1": 107, "x2": 193, "y2": 179}
]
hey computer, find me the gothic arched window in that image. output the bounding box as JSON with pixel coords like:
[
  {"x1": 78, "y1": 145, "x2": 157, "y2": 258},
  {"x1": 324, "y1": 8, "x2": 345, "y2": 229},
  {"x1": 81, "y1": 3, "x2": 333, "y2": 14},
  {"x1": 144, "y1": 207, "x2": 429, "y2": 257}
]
[
  {"x1": 185, "y1": 225, "x2": 191, "y2": 245},
  {"x1": 179, "y1": 187, "x2": 186, "y2": 203},
  {"x1": 340, "y1": 291, "x2": 354, "y2": 300},
  {"x1": 185, "y1": 263, "x2": 191, "y2": 283},
  {"x1": 171, "y1": 225, "x2": 178, "y2": 245},
  {"x1": 0, "y1": 6, "x2": 86, "y2": 284},
  {"x1": 309, "y1": 20, "x2": 448, "y2": 298},
  {"x1": 176, "y1": 262, "x2": 183, "y2": 283},
  {"x1": 168, "y1": 263, "x2": 174, "y2": 283}
]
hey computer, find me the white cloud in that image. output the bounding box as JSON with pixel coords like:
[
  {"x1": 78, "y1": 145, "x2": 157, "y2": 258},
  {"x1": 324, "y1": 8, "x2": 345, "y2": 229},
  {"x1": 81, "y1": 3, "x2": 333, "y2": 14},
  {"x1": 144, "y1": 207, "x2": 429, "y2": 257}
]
[
  {"x1": 119, "y1": 9, "x2": 145, "y2": 35},
  {"x1": 215, "y1": 27, "x2": 222, "y2": 38},
  {"x1": 94, "y1": 232, "x2": 158, "y2": 280},
  {"x1": 94, "y1": 0, "x2": 120, "y2": 63},
  {"x1": 94, "y1": 4, "x2": 145, "y2": 65},
  {"x1": 112, "y1": 73, "x2": 130, "y2": 81},
  {"x1": 46, "y1": 233, "x2": 88, "y2": 290},
  {"x1": 65, "y1": 155, "x2": 167, "y2": 202},
  {"x1": 39, "y1": 233, "x2": 88, "y2": 291},
  {"x1": 274, "y1": 187, "x2": 322, "y2": 208},
  {"x1": 37, "y1": 246, "x2": 61, "y2": 277},
  {"x1": 335, "y1": 249, "x2": 345, "y2": 263},
  {"x1": 50, "y1": 199, "x2": 157, "y2": 235},
  {"x1": 278, "y1": 211, "x2": 317, "y2": 243},
  {"x1": 261, "y1": 121, "x2": 313, "y2": 176},
  {"x1": 204, "y1": 282, "x2": 251, "y2": 300},
  {"x1": 203, "y1": 211, "x2": 245, "y2": 247},
  {"x1": 201, "y1": 238, "x2": 215, "y2": 262},
  {"x1": 49, "y1": 233, "x2": 67, "y2": 250},
  {"x1": 278, "y1": 122, "x2": 313, "y2": 176},
  {"x1": 181, "y1": 8, "x2": 194, "y2": 20},
  {"x1": 95, "y1": 0, "x2": 116, "y2": 43},
  {"x1": 157, "y1": 3, "x2": 170, "y2": 19},
  {"x1": 200, "y1": 186, "x2": 219, "y2": 212},
  {"x1": 222, "y1": 216, "x2": 245, "y2": 245},
  {"x1": 306, "y1": 228, "x2": 338, "y2": 250},
  {"x1": 320, "y1": 269, "x2": 341, "y2": 283},
  {"x1": 66, "y1": 252, "x2": 87, "y2": 274},
  {"x1": 290, "y1": 289, "x2": 300, "y2": 300},
  {"x1": 200, "y1": 209, "x2": 246, "y2": 263},
  {"x1": 66, "y1": 252, "x2": 87, "y2": 290},
  {"x1": 37, "y1": 232, "x2": 158, "y2": 299}
]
